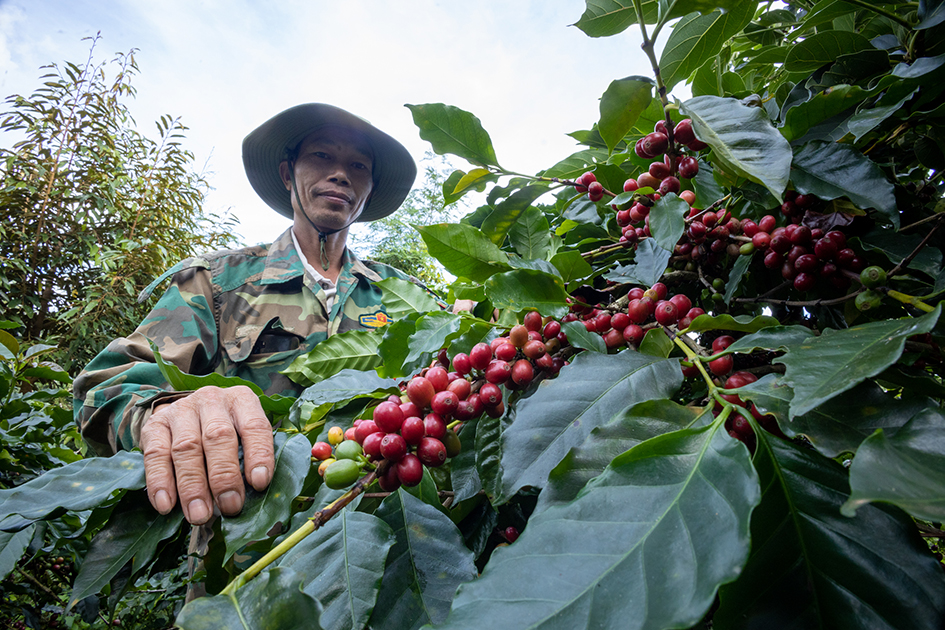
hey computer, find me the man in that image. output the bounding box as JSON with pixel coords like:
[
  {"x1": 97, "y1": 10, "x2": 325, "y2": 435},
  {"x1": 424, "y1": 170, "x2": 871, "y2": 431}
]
[{"x1": 74, "y1": 103, "x2": 419, "y2": 525}]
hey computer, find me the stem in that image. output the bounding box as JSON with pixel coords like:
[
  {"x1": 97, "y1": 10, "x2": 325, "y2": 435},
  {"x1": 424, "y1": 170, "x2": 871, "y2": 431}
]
[
  {"x1": 889, "y1": 215, "x2": 944, "y2": 278},
  {"x1": 672, "y1": 335, "x2": 716, "y2": 390},
  {"x1": 885, "y1": 289, "x2": 935, "y2": 313},
  {"x1": 632, "y1": 0, "x2": 677, "y2": 151},
  {"x1": 220, "y1": 471, "x2": 376, "y2": 596}
]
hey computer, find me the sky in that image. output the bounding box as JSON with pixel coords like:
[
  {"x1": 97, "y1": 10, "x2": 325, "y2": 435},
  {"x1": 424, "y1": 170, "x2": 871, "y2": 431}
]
[{"x1": 0, "y1": 0, "x2": 679, "y2": 248}]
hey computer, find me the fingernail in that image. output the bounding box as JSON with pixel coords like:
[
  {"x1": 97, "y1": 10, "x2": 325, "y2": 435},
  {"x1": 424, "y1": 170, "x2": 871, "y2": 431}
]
[
  {"x1": 218, "y1": 491, "x2": 242, "y2": 515},
  {"x1": 188, "y1": 499, "x2": 210, "y2": 524},
  {"x1": 251, "y1": 466, "x2": 269, "y2": 490},
  {"x1": 154, "y1": 490, "x2": 173, "y2": 514}
]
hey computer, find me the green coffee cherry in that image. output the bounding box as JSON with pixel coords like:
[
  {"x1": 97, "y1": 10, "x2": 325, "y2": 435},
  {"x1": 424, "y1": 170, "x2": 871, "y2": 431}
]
[
  {"x1": 444, "y1": 430, "x2": 462, "y2": 459},
  {"x1": 860, "y1": 266, "x2": 887, "y2": 288},
  {"x1": 855, "y1": 289, "x2": 883, "y2": 312},
  {"x1": 324, "y1": 459, "x2": 361, "y2": 489},
  {"x1": 712, "y1": 277, "x2": 725, "y2": 291},
  {"x1": 739, "y1": 242, "x2": 755, "y2": 256},
  {"x1": 334, "y1": 440, "x2": 363, "y2": 461}
]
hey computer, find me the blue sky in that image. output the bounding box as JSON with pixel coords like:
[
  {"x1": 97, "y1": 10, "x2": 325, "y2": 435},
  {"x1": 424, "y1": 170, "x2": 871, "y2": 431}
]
[{"x1": 1, "y1": 0, "x2": 678, "y2": 246}]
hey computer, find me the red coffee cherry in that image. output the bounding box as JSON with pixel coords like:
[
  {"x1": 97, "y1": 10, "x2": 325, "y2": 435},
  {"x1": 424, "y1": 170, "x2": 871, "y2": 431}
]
[
  {"x1": 649, "y1": 160, "x2": 672, "y2": 180},
  {"x1": 430, "y1": 390, "x2": 458, "y2": 417},
  {"x1": 643, "y1": 132, "x2": 669, "y2": 155},
  {"x1": 423, "y1": 413, "x2": 447, "y2": 440},
  {"x1": 504, "y1": 526, "x2": 521, "y2": 543},
  {"x1": 511, "y1": 359, "x2": 534, "y2": 386},
  {"x1": 674, "y1": 119, "x2": 695, "y2": 145},
  {"x1": 425, "y1": 366, "x2": 450, "y2": 392},
  {"x1": 380, "y1": 433, "x2": 408, "y2": 462},
  {"x1": 362, "y1": 432, "x2": 384, "y2": 460},
  {"x1": 479, "y1": 383, "x2": 503, "y2": 407},
  {"x1": 659, "y1": 176, "x2": 681, "y2": 195},
  {"x1": 485, "y1": 360, "x2": 512, "y2": 384},
  {"x1": 469, "y1": 342, "x2": 493, "y2": 371},
  {"x1": 678, "y1": 156, "x2": 699, "y2": 179},
  {"x1": 712, "y1": 335, "x2": 736, "y2": 353},
  {"x1": 709, "y1": 354, "x2": 734, "y2": 376},
  {"x1": 396, "y1": 453, "x2": 423, "y2": 487},
  {"x1": 405, "y1": 378, "x2": 435, "y2": 411},
  {"x1": 447, "y1": 378, "x2": 472, "y2": 401},
  {"x1": 378, "y1": 464, "x2": 401, "y2": 492},
  {"x1": 401, "y1": 416, "x2": 424, "y2": 445},
  {"x1": 603, "y1": 328, "x2": 625, "y2": 349},
  {"x1": 669, "y1": 294, "x2": 692, "y2": 314},
  {"x1": 311, "y1": 442, "x2": 332, "y2": 460},
  {"x1": 452, "y1": 353, "x2": 471, "y2": 375},
  {"x1": 654, "y1": 301, "x2": 679, "y2": 326},
  {"x1": 354, "y1": 420, "x2": 380, "y2": 444},
  {"x1": 417, "y1": 437, "x2": 448, "y2": 467},
  {"x1": 623, "y1": 324, "x2": 645, "y2": 346}
]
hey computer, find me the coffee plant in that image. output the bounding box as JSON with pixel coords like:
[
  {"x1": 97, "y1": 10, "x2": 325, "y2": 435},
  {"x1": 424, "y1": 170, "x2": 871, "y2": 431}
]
[{"x1": 3, "y1": 1, "x2": 945, "y2": 627}]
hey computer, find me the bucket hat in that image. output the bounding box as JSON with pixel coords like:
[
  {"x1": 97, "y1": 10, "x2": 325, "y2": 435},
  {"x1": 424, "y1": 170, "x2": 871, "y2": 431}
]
[{"x1": 242, "y1": 103, "x2": 417, "y2": 222}]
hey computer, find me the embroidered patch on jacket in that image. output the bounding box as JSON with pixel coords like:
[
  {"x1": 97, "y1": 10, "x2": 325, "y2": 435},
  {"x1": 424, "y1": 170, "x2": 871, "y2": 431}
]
[{"x1": 360, "y1": 311, "x2": 391, "y2": 328}]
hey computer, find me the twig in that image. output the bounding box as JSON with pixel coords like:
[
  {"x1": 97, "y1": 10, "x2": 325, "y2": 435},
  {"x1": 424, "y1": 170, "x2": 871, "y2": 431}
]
[
  {"x1": 888, "y1": 215, "x2": 945, "y2": 278},
  {"x1": 735, "y1": 290, "x2": 862, "y2": 308}
]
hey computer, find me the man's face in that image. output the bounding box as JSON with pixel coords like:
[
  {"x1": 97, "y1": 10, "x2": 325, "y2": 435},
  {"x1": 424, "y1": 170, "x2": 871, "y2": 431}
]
[{"x1": 280, "y1": 125, "x2": 374, "y2": 231}]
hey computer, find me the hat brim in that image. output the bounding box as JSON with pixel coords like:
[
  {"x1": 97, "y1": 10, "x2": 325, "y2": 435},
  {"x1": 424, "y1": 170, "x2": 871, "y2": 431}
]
[{"x1": 242, "y1": 104, "x2": 417, "y2": 222}]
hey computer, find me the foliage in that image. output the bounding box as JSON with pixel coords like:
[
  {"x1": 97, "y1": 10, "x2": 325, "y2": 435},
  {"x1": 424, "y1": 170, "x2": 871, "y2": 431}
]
[
  {"x1": 0, "y1": 37, "x2": 238, "y2": 371},
  {"x1": 350, "y1": 155, "x2": 465, "y2": 292},
  {"x1": 0, "y1": 324, "x2": 189, "y2": 628},
  {"x1": 4, "y1": 2, "x2": 945, "y2": 628}
]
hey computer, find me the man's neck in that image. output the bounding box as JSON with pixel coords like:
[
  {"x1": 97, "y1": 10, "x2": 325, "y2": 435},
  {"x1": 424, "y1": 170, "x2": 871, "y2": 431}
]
[{"x1": 291, "y1": 222, "x2": 348, "y2": 284}]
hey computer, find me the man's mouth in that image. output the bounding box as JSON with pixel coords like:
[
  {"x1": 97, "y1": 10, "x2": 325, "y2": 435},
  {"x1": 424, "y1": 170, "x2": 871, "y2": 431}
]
[{"x1": 315, "y1": 189, "x2": 352, "y2": 204}]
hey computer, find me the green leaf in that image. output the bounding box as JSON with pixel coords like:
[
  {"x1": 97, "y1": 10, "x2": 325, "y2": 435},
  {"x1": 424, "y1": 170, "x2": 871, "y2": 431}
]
[
  {"x1": 560, "y1": 321, "x2": 607, "y2": 353},
  {"x1": 732, "y1": 374, "x2": 794, "y2": 423},
  {"x1": 681, "y1": 95, "x2": 793, "y2": 200},
  {"x1": 659, "y1": 3, "x2": 757, "y2": 92},
  {"x1": 376, "y1": 277, "x2": 440, "y2": 320},
  {"x1": 475, "y1": 409, "x2": 504, "y2": 500},
  {"x1": 723, "y1": 254, "x2": 751, "y2": 305},
  {"x1": 918, "y1": 0, "x2": 945, "y2": 28},
  {"x1": 283, "y1": 330, "x2": 382, "y2": 387},
  {"x1": 604, "y1": 239, "x2": 672, "y2": 287},
  {"x1": 848, "y1": 87, "x2": 919, "y2": 142},
  {"x1": 573, "y1": 0, "x2": 747, "y2": 37},
  {"x1": 0, "y1": 329, "x2": 18, "y2": 358},
  {"x1": 449, "y1": 421, "x2": 481, "y2": 504},
  {"x1": 404, "y1": 312, "x2": 464, "y2": 365},
  {"x1": 481, "y1": 185, "x2": 549, "y2": 247},
  {"x1": 68, "y1": 491, "x2": 183, "y2": 610},
  {"x1": 497, "y1": 351, "x2": 682, "y2": 503},
  {"x1": 686, "y1": 313, "x2": 782, "y2": 333},
  {"x1": 417, "y1": 223, "x2": 511, "y2": 283},
  {"x1": 715, "y1": 432, "x2": 945, "y2": 628},
  {"x1": 775, "y1": 306, "x2": 941, "y2": 418},
  {"x1": 451, "y1": 167, "x2": 498, "y2": 197},
  {"x1": 785, "y1": 380, "x2": 935, "y2": 457},
  {"x1": 780, "y1": 84, "x2": 868, "y2": 142},
  {"x1": 549, "y1": 250, "x2": 593, "y2": 284},
  {"x1": 509, "y1": 206, "x2": 552, "y2": 260},
  {"x1": 442, "y1": 170, "x2": 467, "y2": 205},
  {"x1": 405, "y1": 103, "x2": 499, "y2": 167},
  {"x1": 536, "y1": 399, "x2": 706, "y2": 513},
  {"x1": 842, "y1": 408, "x2": 945, "y2": 521},
  {"x1": 726, "y1": 325, "x2": 814, "y2": 353},
  {"x1": 296, "y1": 369, "x2": 398, "y2": 407},
  {"x1": 222, "y1": 433, "x2": 312, "y2": 562},
  {"x1": 0, "y1": 525, "x2": 34, "y2": 581},
  {"x1": 440, "y1": 421, "x2": 760, "y2": 630},
  {"x1": 484, "y1": 270, "x2": 570, "y2": 318},
  {"x1": 648, "y1": 193, "x2": 689, "y2": 252},
  {"x1": 369, "y1": 490, "x2": 476, "y2": 630},
  {"x1": 0, "y1": 452, "x2": 144, "y2": 529},
  {"x1": 598, "y1": 78, "x2": 653, "y2": 154},
  {"x1": 792, "y1": 141, "x2": 899, "y2": 228},
  {"x1": 278, "y1": 510, "x2": 395, "y2": 630},
  {"x1": 785, "y1": 30, "x2": 874, "y2": 73},
  {"x1": 638, "y1": 327, "x2": 674, "y2": 357},
  {"x1": 541, "y1": 148, "x2": 608, "y2": 180},
  {"x1": 859, "y1": 229, "x2": 942, "y2": 278},
  {"x1": 376, "y1": 316, "x2": 419, "y2": 379},
  {"x1": 175, "y1": 567, "x2": 323, "y2": 630}
]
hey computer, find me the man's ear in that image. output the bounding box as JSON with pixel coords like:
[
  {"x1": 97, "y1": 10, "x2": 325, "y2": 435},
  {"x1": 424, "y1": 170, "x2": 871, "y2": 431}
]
[{"x1": 278, "y1": 160, "x2": 292, "y2": 190}]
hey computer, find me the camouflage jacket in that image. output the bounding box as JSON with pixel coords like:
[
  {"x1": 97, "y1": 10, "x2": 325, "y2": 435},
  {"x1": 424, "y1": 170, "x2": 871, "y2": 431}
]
[{"x1": 73, "y1": 228, "x2": 409, "y2": 456}]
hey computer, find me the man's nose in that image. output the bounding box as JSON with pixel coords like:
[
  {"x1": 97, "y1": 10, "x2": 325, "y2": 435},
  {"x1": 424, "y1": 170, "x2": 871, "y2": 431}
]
[{"x1": 328, "y1": 165, "x2": 351, "y2": 186}]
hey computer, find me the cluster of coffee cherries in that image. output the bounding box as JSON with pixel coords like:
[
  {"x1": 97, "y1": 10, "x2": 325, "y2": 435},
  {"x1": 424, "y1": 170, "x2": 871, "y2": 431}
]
[
  {"x1": 311, "y1": 312, "x2": 567, "y2": 492},
  {"x1": 741, "y1": 213, "x2": 861, "y2": 293},
  {"x1": 561, "y1": 282, "x2": 707, "y2": 351},
  {"x1": 674, "y1": 205, "x2": 752, "y2": 266},
  {"x1": 633, "y1": 118, "x2": 706, "y2": 197},
  {"x1": 718, "y1": 366, "x2": 786, "y2": 449}
]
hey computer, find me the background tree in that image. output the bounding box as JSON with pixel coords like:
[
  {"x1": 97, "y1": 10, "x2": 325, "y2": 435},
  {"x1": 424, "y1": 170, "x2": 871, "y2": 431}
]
[
  {"x1": 0, "y1": 36, "x2": 238, "y2": 372},
  {"x1": 350, "y1": 154, "x2": 464, "y2": 291}
]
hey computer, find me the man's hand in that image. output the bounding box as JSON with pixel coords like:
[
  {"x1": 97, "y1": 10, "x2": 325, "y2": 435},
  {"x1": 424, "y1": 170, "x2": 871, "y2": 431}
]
[{"x1": 139, "y1": 386, "x2": 275, "y2": 525}]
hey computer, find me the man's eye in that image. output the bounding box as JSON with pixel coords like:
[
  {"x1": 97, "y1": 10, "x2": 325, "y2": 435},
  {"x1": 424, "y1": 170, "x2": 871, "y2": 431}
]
[
  {"x1": 313, "y1": 152, "x2": 331, "y2": 160},
  {"x1": 353, "y1": 162, "x2": 370, "y2": 170}
]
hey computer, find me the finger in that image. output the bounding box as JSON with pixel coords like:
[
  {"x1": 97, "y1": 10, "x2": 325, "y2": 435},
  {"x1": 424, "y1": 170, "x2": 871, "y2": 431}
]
[
  {"x1": 140, "y1": 411, "x2": 177, "y2": 515},
  {"x1": 192, "y1": 388, "x2": 245, "y2": 517},
  {"x1": 166, "y1": 396, "x2": 215, "y2": 525},
  {"x1": 228, "y1": 386, "x2": 275, "y2": 492}
]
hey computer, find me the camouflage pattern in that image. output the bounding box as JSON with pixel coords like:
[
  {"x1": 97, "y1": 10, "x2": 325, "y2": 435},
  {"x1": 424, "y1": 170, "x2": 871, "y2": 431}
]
[{"x1": 74, "y1": 228, "x2": 410, "y2": 455}]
